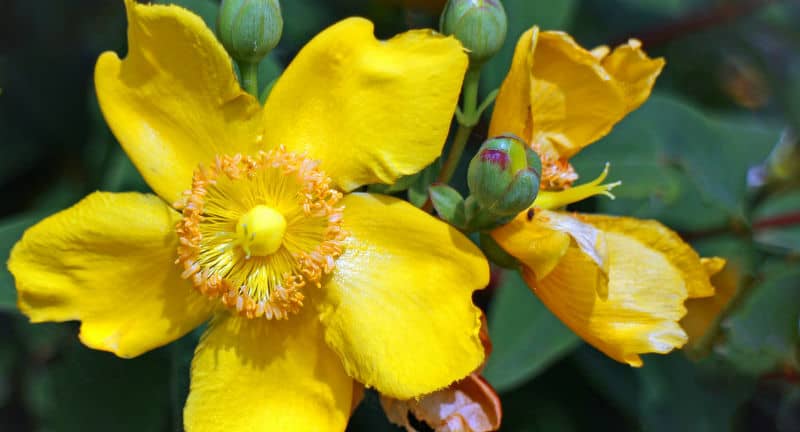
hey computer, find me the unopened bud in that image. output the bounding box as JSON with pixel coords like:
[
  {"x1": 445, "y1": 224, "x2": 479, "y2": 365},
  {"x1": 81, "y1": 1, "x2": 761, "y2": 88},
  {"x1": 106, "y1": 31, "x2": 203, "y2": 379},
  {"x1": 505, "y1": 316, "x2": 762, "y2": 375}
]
[
  {"x1": 217, "y1": 0, "x2": 283, "y2": 64},
  {"x1": 440, "y1": 0, "x2": 507, "y2": 65},
  {"x1": 468, "y1": 135, "x2": 541, "y2": 217}
]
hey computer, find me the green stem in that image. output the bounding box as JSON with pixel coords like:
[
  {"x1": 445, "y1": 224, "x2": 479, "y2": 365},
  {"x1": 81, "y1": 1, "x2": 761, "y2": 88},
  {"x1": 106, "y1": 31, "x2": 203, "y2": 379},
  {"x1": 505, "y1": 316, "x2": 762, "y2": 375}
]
[
  {"x1": 239, "y1": 61, "x2": 260, "y2": 97},
  {"x1": 437, "y1": 123, "x2": 473, "y2": 185},
  {"x1": 437, "y1": 67, "x2": 481, "y2": 185}
]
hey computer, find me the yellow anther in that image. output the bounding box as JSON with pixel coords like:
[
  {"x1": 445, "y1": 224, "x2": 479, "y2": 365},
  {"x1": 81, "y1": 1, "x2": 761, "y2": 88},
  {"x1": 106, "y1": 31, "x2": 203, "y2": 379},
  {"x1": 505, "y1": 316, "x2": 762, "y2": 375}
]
[{"x1": 236, "y1": 205, "x2": 286, "y2": 257}]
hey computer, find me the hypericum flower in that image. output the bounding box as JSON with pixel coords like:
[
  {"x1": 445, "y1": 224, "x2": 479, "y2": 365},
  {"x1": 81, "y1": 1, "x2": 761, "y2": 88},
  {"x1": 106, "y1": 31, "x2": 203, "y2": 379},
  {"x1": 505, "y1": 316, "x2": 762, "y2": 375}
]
[
  {"x1": 7, "y1": 1, "x2": 488, "y2": 430},
  {"x1": 487, "y1": 27, "x2": 724, "y2": 366}
]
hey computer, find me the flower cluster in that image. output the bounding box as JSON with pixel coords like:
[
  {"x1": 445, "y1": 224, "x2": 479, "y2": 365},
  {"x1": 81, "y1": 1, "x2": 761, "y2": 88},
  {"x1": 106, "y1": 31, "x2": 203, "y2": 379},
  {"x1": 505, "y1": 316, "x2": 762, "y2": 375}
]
[{"x1": 6, "y1": 0, "x2": 725, "y2": 431}]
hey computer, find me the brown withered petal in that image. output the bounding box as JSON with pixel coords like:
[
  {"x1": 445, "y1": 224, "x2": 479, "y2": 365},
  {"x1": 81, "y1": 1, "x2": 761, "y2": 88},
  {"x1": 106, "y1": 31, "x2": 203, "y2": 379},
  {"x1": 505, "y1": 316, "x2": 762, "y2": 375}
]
[{"x1": 380, "y1": 373, "x2": 502, "y2": 432}]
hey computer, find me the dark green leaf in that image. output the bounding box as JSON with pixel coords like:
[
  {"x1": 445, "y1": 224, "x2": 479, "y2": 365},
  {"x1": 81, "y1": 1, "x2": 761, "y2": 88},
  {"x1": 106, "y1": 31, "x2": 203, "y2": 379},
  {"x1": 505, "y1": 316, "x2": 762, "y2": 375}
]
[
  {"x1": 32, "y1": 342, "x2": 172, "y2": 432},
  {"x1": 636, "y1": 354, "x2": 755, "y2": 432},
  {"x1": 346, "y1": 391, "x2": 400, "y2": 432},
  {"x1": 573, "y1": 94, "x2": 779, "y2": 230},
  {"x1": 752, "y1": 190, "x2": 800, "y2": 253},
  {"x1": 717, "y1": 260, "x2": 800, "y2": 375},
  {"x1": 484, "y1": 270, "x2": 580, "y2": 392},
  {"x1": 169, "y1": 328, "x2": 203, "y2": 432}
]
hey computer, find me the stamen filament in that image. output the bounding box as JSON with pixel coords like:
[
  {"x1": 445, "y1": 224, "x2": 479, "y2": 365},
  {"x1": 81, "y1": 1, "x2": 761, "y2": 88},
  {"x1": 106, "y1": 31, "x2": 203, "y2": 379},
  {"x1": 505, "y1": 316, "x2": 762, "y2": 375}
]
[{"x1": 533, "y1": 163, "x2": 620, "y2": 210}]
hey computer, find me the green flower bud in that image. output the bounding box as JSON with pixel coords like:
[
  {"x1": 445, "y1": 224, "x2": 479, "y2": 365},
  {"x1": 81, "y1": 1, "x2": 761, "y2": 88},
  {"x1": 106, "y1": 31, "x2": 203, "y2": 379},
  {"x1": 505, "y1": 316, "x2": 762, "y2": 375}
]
[
  {"x1": 217, "y1": 0, "x2": 283, "y2": 64},
  {"x1": 467, "y1": 135, "x2": 541, "y2": 217},
  {"x1": 440, "y1": 0, "x2": 507, "y2": 65}
]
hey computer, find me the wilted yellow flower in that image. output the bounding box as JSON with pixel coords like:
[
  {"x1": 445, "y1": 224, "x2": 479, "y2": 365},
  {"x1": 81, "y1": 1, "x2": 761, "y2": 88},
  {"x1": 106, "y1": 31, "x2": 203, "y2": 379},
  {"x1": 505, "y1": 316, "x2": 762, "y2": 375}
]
[
  {"x1": 488, "y1": 27, "x2": 723, "y2": 366},
  {"x1": 490, "y1": 27, "x2": 665, "y2": 190},
  {"x1": 8, "y1": 1, "x2": 489, "y2": 430}
]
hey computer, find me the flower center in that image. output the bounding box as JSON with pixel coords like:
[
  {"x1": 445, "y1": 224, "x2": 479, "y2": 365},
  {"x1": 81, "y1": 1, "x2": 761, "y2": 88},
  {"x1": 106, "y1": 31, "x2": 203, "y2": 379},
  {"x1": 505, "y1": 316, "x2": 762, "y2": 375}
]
[
  {"x1": 236, "y1": 205, "x2": 286, "y2": 257},
  {"x1": 174, "y1": 146, "x2": 346, "y2": 320}
]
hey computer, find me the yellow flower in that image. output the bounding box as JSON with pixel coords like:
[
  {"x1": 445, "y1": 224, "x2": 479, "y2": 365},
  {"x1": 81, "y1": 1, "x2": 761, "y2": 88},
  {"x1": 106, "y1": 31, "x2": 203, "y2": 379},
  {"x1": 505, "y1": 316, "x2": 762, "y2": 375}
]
[
  {"x1": 487, "y1": 27, "x2": 723, "y2": 366},
  {"x1": 7, "y1": 1, "x2": 488, "y2": 430}
]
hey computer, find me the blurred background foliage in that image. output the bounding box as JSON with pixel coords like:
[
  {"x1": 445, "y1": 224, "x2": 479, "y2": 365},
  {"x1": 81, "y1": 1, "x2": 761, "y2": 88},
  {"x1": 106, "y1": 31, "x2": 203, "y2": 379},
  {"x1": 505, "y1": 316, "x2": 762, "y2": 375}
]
[{"x1": 1, "y1": 0, "x2": 799, "y2": 430}]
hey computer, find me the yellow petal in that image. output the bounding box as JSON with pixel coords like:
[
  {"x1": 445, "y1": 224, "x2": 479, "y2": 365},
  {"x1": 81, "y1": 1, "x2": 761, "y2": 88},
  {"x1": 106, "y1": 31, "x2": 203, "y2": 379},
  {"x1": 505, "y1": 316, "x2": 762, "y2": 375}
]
[
  {"x1": 95, "y1": 0, "x2": 263, "y2": 204},
  {"x1": 490, "y1": 210, "x2": 578, "y2": 280},
  {"x1": 488, "y1": 28, "x2": 535, "y2": 142},
  {"x1": 489, "y1": 27, "x2": 664, "y2": 160},
  {"x1": 579, "y1": 214, "x2": 716, "y2": 298},
  {"x1": 262, "y1": 18, "x2": 467, "y2": 191},
  {"x1": 317, "y1": 193, "x2": 487, "y2": 399},
  {"x1": 8, "y1": 192, "x2": 214, "y2": 358},
  {"x1": 600, "y1": 39, "x2": 666, "y2": 112},
  {"x1": 184, "y1": 311, "x2": 353, "y2": 432},
  {"x1": 528, "y1": 230, "x2": 689, "y2": 366},
  {"x1": 681, "y1": 259, "x2": 737, "y2": 345}
]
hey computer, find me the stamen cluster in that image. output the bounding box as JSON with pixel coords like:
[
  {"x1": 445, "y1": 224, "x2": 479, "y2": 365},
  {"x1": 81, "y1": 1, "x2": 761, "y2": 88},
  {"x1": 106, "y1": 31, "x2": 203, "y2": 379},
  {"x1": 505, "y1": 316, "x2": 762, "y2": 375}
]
[{"x1": 174, "y1": 145, "x2": 346, "y2": 319}]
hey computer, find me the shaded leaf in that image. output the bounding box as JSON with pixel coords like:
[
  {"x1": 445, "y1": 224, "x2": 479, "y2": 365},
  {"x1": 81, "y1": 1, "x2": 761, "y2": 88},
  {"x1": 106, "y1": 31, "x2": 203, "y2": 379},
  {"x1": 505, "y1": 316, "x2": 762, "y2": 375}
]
[
  {"x1": 573, "y1": 94, "x2": 779, "y2": 230},
  {"x1": 484, "y1": 270, "x2": 580, "y2": 392},
  {"x1": 636, "y1": 354, "x2": 755, "y2": 432},
  {"x1": 429, "y1": 184, "x2": 465, "y2": 227},
  {"x1": 752, "y1": 190, "x2": 800, "y2": 253},
  {"x1": 33, "y1": 341, "x2": 172, "y2": 432},
  {"x1": 717, "y1": 260, "x2": 800, "y2": 375}
]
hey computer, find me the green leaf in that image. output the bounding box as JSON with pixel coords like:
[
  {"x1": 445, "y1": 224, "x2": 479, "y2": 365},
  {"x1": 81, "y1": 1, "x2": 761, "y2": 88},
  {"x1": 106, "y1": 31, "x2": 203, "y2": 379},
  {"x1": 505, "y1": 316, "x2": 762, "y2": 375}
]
[
  {"x1": 717, "y1": 260, "x2": 800, "y2": 375},
  {"x1": 346, "y1": 391, "x2": 399, "y2": 432},
  {"x1": 31, "y1": 342, "x2": 172, "y2": 432},
  {"x1": 484, "y1": 270, "x2": 580, "y2": 392},
  {"x1": 169, "y1": 328, "x2": 203, "y2": 431},
  {"x1": 752, "y1": 190, "x2": 800, "y2": 253},
  {"x1": 576, "y1": 348, "x2": 755, "y2": 431},
  {"x1": 571, "y1": 345, "x2": 639, "y2": 417},
  {"x1": 573, "y1": 93, "x2": 779, "y2": 231},
  {"x1": 636, "y1": 354, "x2": 755, "y2": 432},
  {"x1": 429, "y1": 184, "x2": 465, "y2": 227},
  {"x1": 616, "y1": 0, "x2": 702, "y2": 16}
]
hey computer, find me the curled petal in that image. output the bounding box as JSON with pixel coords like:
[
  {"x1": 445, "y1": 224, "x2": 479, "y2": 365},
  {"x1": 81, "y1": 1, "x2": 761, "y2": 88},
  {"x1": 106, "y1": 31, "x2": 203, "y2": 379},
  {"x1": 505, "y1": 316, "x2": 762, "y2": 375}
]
[
  {"x1": 491, "y1": 210, "x2": 607, "y2": 285},
  {"x1": 489, "y1": 27, "x2": 664, "y2": 161},
  {"x1": 381, "y1": 373, "x2": 501, "y2": 432},
  {"x1": 527, "y1": 231, "x2": 688, "y2": 367}
]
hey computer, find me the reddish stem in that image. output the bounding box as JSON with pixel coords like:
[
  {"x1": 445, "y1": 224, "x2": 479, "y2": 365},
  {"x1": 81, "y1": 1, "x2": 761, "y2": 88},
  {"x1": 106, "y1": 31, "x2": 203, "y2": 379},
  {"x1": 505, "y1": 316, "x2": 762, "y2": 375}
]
[
  {"x1": 753, "y1": 211, "x2": 800, "y2": 230},
  {"x1": 617, "y1": 0, "x2": 779, "y2": 47}
]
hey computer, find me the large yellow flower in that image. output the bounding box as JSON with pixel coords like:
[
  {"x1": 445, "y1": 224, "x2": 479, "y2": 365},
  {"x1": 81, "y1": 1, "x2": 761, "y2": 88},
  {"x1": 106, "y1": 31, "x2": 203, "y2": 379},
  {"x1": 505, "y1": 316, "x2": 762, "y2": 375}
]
[
  {"x1": 487, "y1": 27, "x2": 723, "y2": 366},
  {"x1": 7, "y1": 1, "x2": 489, "y2": 430}
]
